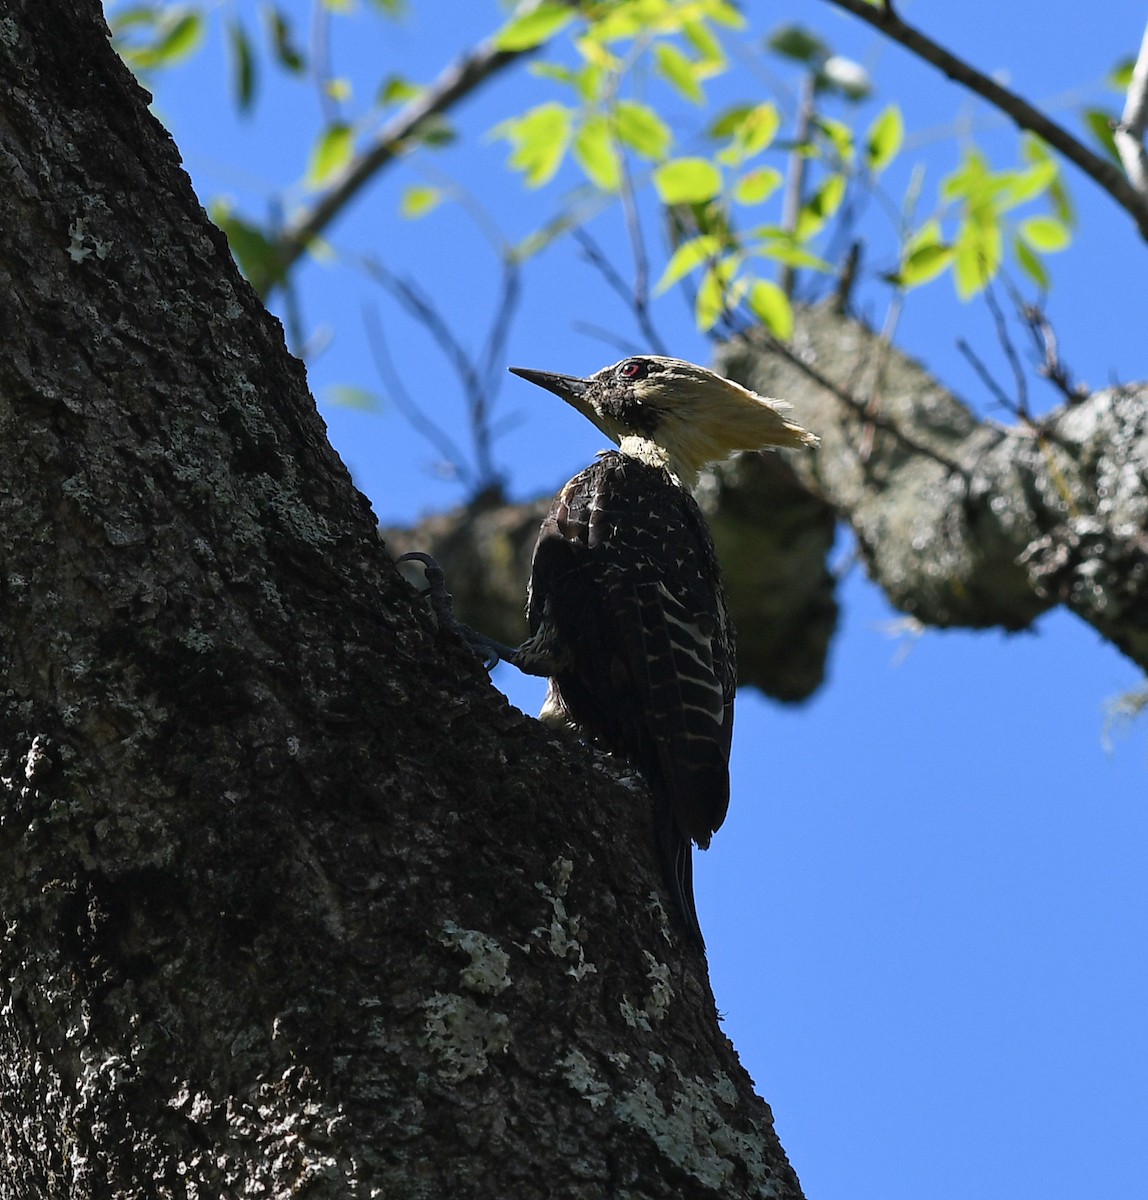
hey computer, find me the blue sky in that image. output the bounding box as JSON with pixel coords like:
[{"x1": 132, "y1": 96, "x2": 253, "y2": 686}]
[{"x1": 130, "y1": 2, "x2": 1147, "y2": 1196}]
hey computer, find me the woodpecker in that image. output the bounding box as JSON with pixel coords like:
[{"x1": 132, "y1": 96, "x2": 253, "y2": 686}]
[{"x1": 406, "y1": 357, "x2": 817, "y2": 949}]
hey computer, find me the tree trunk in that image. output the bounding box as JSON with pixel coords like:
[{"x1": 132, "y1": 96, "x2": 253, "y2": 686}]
[{"x1": 0, "y1": 3, "x2": 802, "y2": 1196}]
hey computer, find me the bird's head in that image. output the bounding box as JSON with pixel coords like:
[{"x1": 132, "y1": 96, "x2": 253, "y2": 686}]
[{"x1": 509, "y1": 356, "x2": 818, "y2": 488}]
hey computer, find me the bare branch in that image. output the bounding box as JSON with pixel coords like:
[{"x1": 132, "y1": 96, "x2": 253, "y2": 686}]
[
  {"x1": 1115, "y1": 19, "x2": 1148, "y2": 195},
  {"x1": 362, "y1": 305, "x2": 475, "y2": 489},
  {"x1": 822, "y1": 0, "x2": 1148, "y2": 240}
]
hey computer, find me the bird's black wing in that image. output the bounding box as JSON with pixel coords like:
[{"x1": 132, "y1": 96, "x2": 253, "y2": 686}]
[{"x1": 525, "y1": 452, "x2": 735, "y2": 942}]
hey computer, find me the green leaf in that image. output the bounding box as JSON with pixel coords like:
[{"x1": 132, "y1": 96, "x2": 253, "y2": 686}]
[
  {"x1": 307, "y1": 122, "x2": 354, "y2": 188},
  {"x1": 325, "y1": 385, "x2": 382, "y2": 412},
  {"x1": 1083, "y1": 108, "x2": 1121, "y2": 165},
  {"x1": 1018, "y1": 214, "x2": 1070, "y2": 252},
  {"x1": 997, "y1": 159, "x2": 1057, "y2": 209},
  {"x1": 794, "y1": 173, "x2": 846, "y2": 240},
  {"x1": 1108, "y1": 56, "x2": 1136, "y2": 91},
  {"x1": 210, "y1": 203, "x2": 283, "y2": 293},
  {"x1": 227, "y1": 18, "x2": 257, "y2": 112},
  {"x1": 753, "y1": 239, "x2": 831, "y2": 271},
  {"x1": 400, "y1": 185, "x2": 443, "y2": 218},
  {"x1": 494, "y1": 2, "x2": 575, "y2": 51},
  {"x1": 733, "y1": 166, "x2": 783, "y2": 205},
  {"x1": 902, "y1": 240, "x2": 954, "y2": 286},
  {"x1": 378, "y1": 75, "x2": 423, "y2": 106},
  {"x1": 864, "y1": 104, "x2": 903, "y2": 175},
  {"x1": 695, "y1": 262, "x2": 727, "y2": 331},
  {"x1": 494, "y1": 103, "x2": 572, "y2": 187},
  {"x1": 265, "y1": 6, "x2": 305, "y2": 73},
  {"x1": 953, "y1": 216, "x2": 1002, "y2": 298},
  {"x1": 151, "y1": 9, "x2": 203, "y2": 65},
  {"x1": 573, "y1": 116, "x2": 620, "y2": 191},
  {"x1": 1012, "y1": 235, "x2": 1049, "y2": 290},
  {"x1": 682, "y1": 18, "x2": 724, "y2": 65},
  {"x1": 747, "y1": 279, "x2": 793, "y2": 339},
  {"x1": 814, "y1": 116, "x2": 854, "y2": 165},
  {"x1": 614, "y1": 100, "x2": 671, "y2": 161},
  {"x1": 653, "y1": 157, "x2": 723, "y2": 204},
  {"x1": 718, "y1": 102, "x2": 781, "y2": 165},
  {"x1": 654, "y1": 234, "x2": 721, "y2": 294},
  {"x1": 767, "y1": 24, "x2": 828, "y2": 65},
  {"x1": 655, "y1": 43, "x2": 704, "y2": 104}
]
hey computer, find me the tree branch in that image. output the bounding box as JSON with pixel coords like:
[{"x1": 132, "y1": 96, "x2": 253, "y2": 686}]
[
  {"x1": 272, "y1": 35, "x2": 528, "y2": 280},
  {"x1": 822, "y1": 0, "x2": 1148, "y2": 240}
]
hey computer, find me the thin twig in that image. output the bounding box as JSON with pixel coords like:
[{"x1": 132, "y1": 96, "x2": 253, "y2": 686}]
[
  {"x1": 755, "y1": 331, "x2": 967, "y2": 473},
  {"x1": 822, "y1": 0, "x2": 1148, "y2": 239},
  {"x1": 362, "y1": 305, "x2": 474, "y2": 488},
  {"x1": 573, "y1": 228, "x2": 669, "y2": 355},
  {"x1": 956, "y1": 338, "x2": 1016, "y2": 415},
  {"x1": 779, "y1": 72, "x2": 816, "y2": 298},
  {"x1": 982, "y1": 279, "x2": 1029, "y2": 420}
]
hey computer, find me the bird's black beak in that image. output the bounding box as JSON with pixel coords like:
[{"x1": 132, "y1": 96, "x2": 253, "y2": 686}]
[{"x1": 508, "y1": 367, "x2": 590, "y2": 403}]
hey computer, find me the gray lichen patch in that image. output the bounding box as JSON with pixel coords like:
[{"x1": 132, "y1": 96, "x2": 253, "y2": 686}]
[
  {"x1": 420, "y1": 992, "x2": 511, "y2": 1082},
  {"x1": 438, "y1": 921, "x2": 511, "y2": 996}
]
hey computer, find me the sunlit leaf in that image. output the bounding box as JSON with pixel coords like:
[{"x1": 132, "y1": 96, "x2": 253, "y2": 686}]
[
  {"x1": 864, "y1": 104, "x2": 903, "y2": 174},
  {"x1": 653, "y1": 157, "x2": 722, "y2": 204},
  {"x1": 494, "y1": 2, "x2": 575, "y2": 51},
  {"x1": 325, "y1": 385, "x2": 383, "y2": 411},
  {"x1": 1012, "y1": 235, "x2": 1049, "y2": 290},
  {"x1": 307, "y1": 123, "x2": 354, "y2": 187},
  {"x1": 325, "y1": 77, "x2": 352, "y2": 103},
  {"x1": 654, "y1": 234, "x2": 721, "y2": 293},
  {"x1": 1108, "y1": 56, "x2": 1136, "y2": 91},
  {"x1": 1018, "y1": 214, "x2": 1070, "y2": 252},
  {"x1": 153, "y1": 9, "x2": 203, "y2": 64},
  {"x1": 614, "y1": 100, "x2": 671, "y2": 160},
  {"x1": 400, "y1": 185, "x2": 443, "y2": 218},
  {"x1": 378, "y1": 75, "x2": 422, "y2": 106},
  {"x1": 953, "y1": 216, "x2": 1002, "y2": 298},
  {"x1": 695, "y1": 262, "x2": 727, "y2": 331},
  {"x1": 997, "y1": 159, "x2": 1057, "y2": 209},
  {"x1": 682, "y1": 18, "x2": 724, "y2": 64},
  {"x1": 718, "y1": 102, "x2": 780, "y2": 164},
  {"x1": 754, "y1": 239, "x2": 831, "y2": 271},
  {"x1": 493, "y1": 102, "x2": 572, "y2": 187},
  {"x1": 573, "y1": 115, "x2": 620, "y2": 191},
  {"x1": 733, "y1": 166, "x2": 783, "y2": 205},
  {"x1": 747, "y1": 279, "x2": 793, "y2": 339},
  {"x1": 655, "y1": 43, "x2": 704, "y2": 104},
  {"x1": 899, "y1": 242, "x2": 953, "y2": 287},
  {"x1": 1083, "y1": 107, "x2": 1121, "y2": 165},
  {"x1": 794, "y1": 173, "x2": 846, "y2": 239}
]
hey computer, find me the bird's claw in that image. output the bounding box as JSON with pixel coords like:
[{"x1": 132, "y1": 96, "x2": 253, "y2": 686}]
[
  {"x1": 397, "y1": 551, "x2": 456, "y2": 629},
  {"x1": 397, "y1": 551, "x2": 503, "y2": 671}
]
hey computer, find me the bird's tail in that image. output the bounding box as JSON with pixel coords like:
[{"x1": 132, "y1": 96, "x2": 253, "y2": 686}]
[{"x1": 655, "y1": 807, "x2": 706, "y2": 951}]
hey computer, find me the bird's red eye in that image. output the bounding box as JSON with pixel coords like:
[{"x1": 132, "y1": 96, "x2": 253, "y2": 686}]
[{"x1": 617, "y1": 359, "x2": 648, "y2": 380}]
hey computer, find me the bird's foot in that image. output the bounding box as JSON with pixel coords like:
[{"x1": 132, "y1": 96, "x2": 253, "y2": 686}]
[{"x1": 397, "y1": 551, "x2": 511, "y2": 671}]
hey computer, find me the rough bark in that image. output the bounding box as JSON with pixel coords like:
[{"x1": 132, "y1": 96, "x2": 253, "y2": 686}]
[
  {"x1": 0, "y1": 3, "x2": 802, "y2": 1198},
  {"x1": 391, "y1": 305, "x2": 1147, "y2": 699},
  {"x1": 717, "y1": 310, "x2": 1148, "y2": 669}
]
